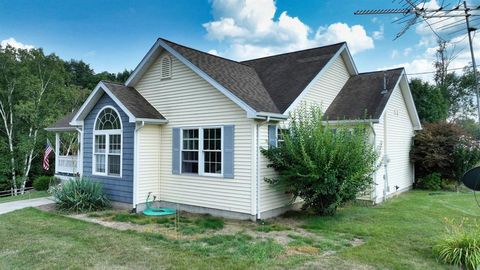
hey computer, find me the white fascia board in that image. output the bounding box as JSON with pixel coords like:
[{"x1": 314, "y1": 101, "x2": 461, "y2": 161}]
[
  {"x1": 284, "y1": 44, "x2": 347, "y2": 115},
  {"x1": 125, "y1": 39, "x2": 258, "y2": 117},
  {"x1": 341, "y1": 44, "x2": 358, "y2": 75},
  {"x1": 255, "y1": 112, "x2": 288, "y2": 120},
  {"x1": 399, "y1": 72, "x2": 422, "y2": 130},
  {"x1": 70, "y1": 82, "x2": 137, "y2": 125},
  {"x1": 125, "y1": 40, "x2": 163, "y2": 86}
]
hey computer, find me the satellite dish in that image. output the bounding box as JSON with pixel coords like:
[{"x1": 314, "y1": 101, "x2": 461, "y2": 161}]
[{"x1": 461, "y1": 166, "x2": 480, "y2": 191}]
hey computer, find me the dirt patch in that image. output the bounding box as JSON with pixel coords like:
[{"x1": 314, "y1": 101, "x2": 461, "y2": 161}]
[{"x1": 35, "y1": 203, "x2": 57, "y2": 212}]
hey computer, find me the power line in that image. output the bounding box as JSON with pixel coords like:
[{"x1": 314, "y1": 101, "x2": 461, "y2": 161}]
[{"x1": 406, "y1": 64, "x2": 480, "y2": 75}]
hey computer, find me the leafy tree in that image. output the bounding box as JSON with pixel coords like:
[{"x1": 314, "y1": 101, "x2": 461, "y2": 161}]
[
  {"x1": 410, "y1": 78, "x2": 448, "y2": 123},
  {"x1": 261, "y1": 106, "x2": 378, "y2": 216},
  {"x1": 411, "y1": 122, "x2": 480, "y2": 186}
]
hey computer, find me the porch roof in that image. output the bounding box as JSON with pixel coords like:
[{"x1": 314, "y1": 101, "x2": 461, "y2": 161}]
[{"x1": 45, "y1": 109, "x2": 79, "y2": 132}]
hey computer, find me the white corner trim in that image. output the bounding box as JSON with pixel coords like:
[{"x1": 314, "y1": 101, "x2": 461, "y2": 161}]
[
  {"x1": 284, "y1": 44, "x2": 348, "y2": 115},
  {"x1": 124, "y1": 39, "x2": 258, "y2": 117}
]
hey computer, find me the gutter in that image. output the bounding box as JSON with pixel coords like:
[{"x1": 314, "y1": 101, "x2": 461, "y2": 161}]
[{"x1": 133, "y1": 121, "x2": 146, "y2": 210}]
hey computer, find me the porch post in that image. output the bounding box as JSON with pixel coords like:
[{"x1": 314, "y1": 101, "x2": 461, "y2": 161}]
[
  {"x1": 55, "y1": 132, "x2": 60, "y2": 175},
  {"x1": 77, "y1": 130, "x2": 82, "y2": 176}
]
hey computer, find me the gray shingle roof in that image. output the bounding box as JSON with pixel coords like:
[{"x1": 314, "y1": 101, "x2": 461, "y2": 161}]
[
  {"x1": 162, "y1": 39, "x2": 280, "y2": 113},
  {"x1": 323, "y1": 68, "x2": 404, "y2": 121},
  {"x1": 47, "y1": 81, "x2": 165, "y2": 130},
  {"x1": 45, "y1": 109, "x2": 79, "y2": 130},
  {"x1": 101, "y1": 81, "x2": 165, "y2": 120},
  {"x1": 241, "y1": 43, "x2": 345, "y2": 113}
]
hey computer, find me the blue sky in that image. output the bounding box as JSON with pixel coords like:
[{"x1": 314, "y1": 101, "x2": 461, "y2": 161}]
[{"x1": 1, "y1": 0, "x2": 479, "y2": 81}]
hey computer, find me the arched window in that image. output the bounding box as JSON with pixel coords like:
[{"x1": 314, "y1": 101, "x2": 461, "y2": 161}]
[
  {"x1": 160, "y1": 55, "x2": 172, "y2": 79},
  {"x1": 93, "y1": 106, "x2": 122, "y2": 176}
]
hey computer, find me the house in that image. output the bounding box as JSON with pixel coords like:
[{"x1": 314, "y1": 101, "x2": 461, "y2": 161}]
[{"x1": 46, "y1": 38, "x2": 422, "y2": 220}]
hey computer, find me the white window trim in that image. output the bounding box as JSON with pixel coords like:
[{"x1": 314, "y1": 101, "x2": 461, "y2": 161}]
[
  {"x1": 92, "y1": 106, "x2": 123, "y2": 178},
  {"x1": 180, "y1": 126, "x2": 224, "y2": 177}
]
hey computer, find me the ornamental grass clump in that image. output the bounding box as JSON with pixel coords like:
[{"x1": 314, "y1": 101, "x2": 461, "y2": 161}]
[
  {"x1": 261, "y1": 106, "x2": 378, "y2": 216},
  {"x1": 51, "y1": 177, "x2": 110, "y2": 213},
  {"x1": 434, "y1": 218, "x2": 480, "y2": 270}
]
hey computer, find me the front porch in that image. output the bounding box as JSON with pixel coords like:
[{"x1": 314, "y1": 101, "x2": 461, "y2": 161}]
[{"x1": 52, "y1": 130, "x2": 82, "y2": 179}]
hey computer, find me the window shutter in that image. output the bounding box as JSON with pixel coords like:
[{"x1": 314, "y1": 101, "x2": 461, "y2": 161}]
[
  {"x1": 223, "y1": 125, "x2": 234, "y2": 179},
  {"x1": 172, "y1": 128, "x2": 181, "y2": 174},
  {"x1": 268, "y1": 125, "x2": 277, "y2": 148}
]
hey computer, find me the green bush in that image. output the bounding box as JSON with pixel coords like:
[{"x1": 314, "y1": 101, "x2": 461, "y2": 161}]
[
  {"x1": 411, "y1": 122, "x2": 480, "y2": 186},
  {"x1": 261, "y1": 106, "x2": 378, "y2": 216},
  {"x1": 51, "y1": 177, "x2": 110, "y2": 212},
  {"x1": 434, "y1": 219, "x2": 480, "y2": 270},
  {"x1": 32, "y1": 176, "x2": 52, "y2": 191},
  {"x1": 417, "y1": 173, "x2": 443, "y2": 190}
]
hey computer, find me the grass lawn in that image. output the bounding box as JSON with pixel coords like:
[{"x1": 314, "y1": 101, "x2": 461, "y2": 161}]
[
  {"x1": 0, "y1": 190, "x2": 49, "y2": 203},
  {"x1": 0, "y1": 191, "x2": 478, "y2": 269},
  {"x1": 303, "y1": 190, "x2": 480, "y2": 269}
]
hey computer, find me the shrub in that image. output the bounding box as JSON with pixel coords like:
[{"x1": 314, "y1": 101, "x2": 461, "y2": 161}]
[
  {"x1": 434, "y1": 218, "x2": 480, "y2": 270},
  {"x1": 33, "y1": 176, "x2": 52, "y2": 191},
  {"x1": 411, "y1": 122, "x2": 480, "y2": 186},
  {"x1": 416, "y1": 173, "x2": 443, "y2": 190},
  {"x1": 51, "y1": 177, "x2": 110, "y2": 212},
  {"x1": 261, "y1": 106, "x2": 378, "y2": 216}
]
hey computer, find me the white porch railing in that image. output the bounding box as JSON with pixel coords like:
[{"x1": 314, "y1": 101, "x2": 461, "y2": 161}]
[{"x1": 56, "y1": 155, "x2": 78, "y2": 174}]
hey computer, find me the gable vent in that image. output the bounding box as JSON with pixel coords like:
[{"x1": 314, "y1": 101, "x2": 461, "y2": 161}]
[{"x1": 160, "y1": 55, "x2": 172, "y2": 80}]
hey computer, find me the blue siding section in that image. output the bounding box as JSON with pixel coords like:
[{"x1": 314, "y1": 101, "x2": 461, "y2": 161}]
[
  {"x1": 223, "y1": 125, "x2": 234, "y2": 179},
  {"x1": 83, "y1": 93, "x2": 134, "y2": 204},
  {"x1": 172, "y1": 128, "x2": 180, "y2": 174}
]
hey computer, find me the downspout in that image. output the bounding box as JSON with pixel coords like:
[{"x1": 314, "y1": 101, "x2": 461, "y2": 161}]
[
  {"x1": 133, "y1": 121, "x2": 145, "y2": 210},
  {"x1": 256, "y1": 116, "x2": 270, "y2": 220}
]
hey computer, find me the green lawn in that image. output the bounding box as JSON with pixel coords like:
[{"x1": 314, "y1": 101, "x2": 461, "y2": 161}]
[
  {"x1": 303, "y1": 191, "x2": 480, "y2": 269},
  {"x1": 0, "y1": 191, "x2": 478, "y2": 269},
  {"x1": 0, "y1": 190, "x2": 49, "y2": 203}
]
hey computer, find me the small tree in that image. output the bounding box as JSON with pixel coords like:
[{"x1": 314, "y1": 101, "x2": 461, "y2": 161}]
[{"x1": 261, "y1": 106, "x2": 378, "y2": 216}]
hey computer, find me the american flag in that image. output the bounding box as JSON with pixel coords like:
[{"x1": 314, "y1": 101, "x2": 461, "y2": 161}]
[{"x1": 43, "y1": 139, "x2": 53, "y2": 171}]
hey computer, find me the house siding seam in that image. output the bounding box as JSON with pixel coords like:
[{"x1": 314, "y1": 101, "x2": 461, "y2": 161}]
[
  {"x1": 134, "y1": 51, "x2": 255, "y2": 214},
  {"x1": 83, "y1": 93, "x2": 135, "y2": 204}
]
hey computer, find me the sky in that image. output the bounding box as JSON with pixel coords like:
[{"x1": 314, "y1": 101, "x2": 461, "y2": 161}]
[{"x1": 1, "y1": 0, "x2": 479, "y2": 82}]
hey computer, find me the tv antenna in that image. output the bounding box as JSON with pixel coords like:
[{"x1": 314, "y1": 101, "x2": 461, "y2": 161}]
[{"x1": 355, "y1": 0, "x2": 480, "y2": 122}]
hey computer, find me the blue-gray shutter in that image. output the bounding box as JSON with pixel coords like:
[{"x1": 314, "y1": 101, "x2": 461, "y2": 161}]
[
  {"x1": 223, "y1": 125, "x2": 234, "y2": 179},
  {"x1": 268, "y1": 125, "x2": 277, "y2": 148},
  {"x1": 172, "y1": 128, "x2": 181, "y2": 174}
]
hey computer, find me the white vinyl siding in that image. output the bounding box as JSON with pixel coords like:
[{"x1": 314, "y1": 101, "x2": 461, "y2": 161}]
[
  {"x1": 290, "y1": 55, "x2": 350, "y2": 113},
  {"x1": 136, "y1": 125, "x2": 161, "y2": 205},
  {"x1": 373, "y1": 83, "x2": 415, "y2": 203},
  {"x1": 134, "y1": 52, "x2": 254, "y2": 214},
  {"x1": 258, "y1": 124, "x2": 293, "y2": 212}
]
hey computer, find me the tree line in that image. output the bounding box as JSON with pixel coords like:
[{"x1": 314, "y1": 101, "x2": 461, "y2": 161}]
[{"x1": 0, "y1": 45, "x2": 131, "y2": 194}]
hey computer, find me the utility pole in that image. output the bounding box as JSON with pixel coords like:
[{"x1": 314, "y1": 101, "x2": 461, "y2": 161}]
[
  {"x1": 355, "y1": 0, "x2": 480, "y2": 121},
  {"x1": 464, "y1": 1, "x2": 480, "y2": 122}
]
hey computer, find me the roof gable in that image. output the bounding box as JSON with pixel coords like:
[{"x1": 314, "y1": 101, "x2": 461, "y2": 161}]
[
  {"x1": 323, "y1": 68, "x2": 422, "y2": 130},
  {"x1": 241, "y1": 43, "x2": 348, "y2": 113},
  {"x1": 125, "y1": 38, "x2": 355, "y2": 117},
  {"x1": 70, "y1": 81, "x2": 166, "y2": 126}
]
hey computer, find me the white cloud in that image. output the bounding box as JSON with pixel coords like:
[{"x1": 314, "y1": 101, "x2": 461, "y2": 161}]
[
  {"x1": 0, "y1": 37, "x2": 34, "y2": 50},
  {"x1": 203, "y1": 0, "x2": 375, "y2": 60},
  {"x1": 315, "y1": 23, "x2": 374, "y2": 54},
  {"x1": 403, "y1": 47, "x2": 412, "y2": 56}
]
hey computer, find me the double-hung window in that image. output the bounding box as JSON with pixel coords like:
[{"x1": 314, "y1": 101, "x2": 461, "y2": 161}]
[
  {"x1": 181, "y1": 127, "x2": 222, "y2": 176},
  {"x1": 93, "y1": 107, "x2": 122, "y2": 176}
]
